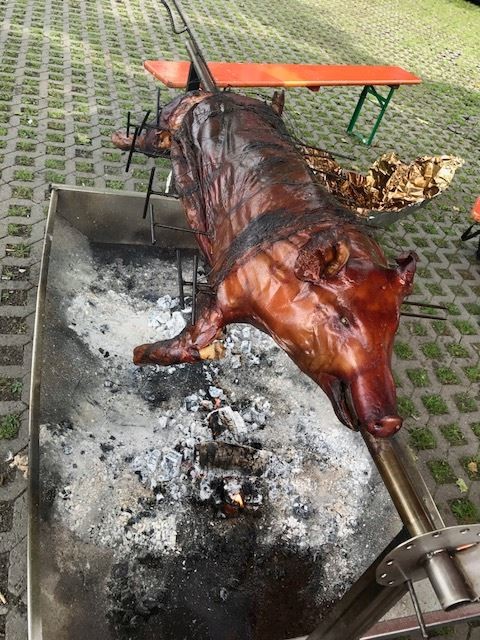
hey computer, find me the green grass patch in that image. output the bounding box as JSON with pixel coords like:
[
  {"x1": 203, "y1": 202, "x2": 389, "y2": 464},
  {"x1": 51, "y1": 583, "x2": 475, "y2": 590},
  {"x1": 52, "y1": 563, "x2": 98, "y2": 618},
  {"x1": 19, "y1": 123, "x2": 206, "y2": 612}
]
[
  {"x1": 102, "y1": 151, "x2": 121, "y2": 162},
  {"x1": 415, "y1": 267, "x2": 432, "y2": 278},
  {"x1": 406, "y1": 368, "x2": 430, "y2": 387},
  {"x1": 408, "y1": 427, "x2": 436, "y2": 450},
  {"x1": 45, "y1": 158, "x2": 65, "y2": 170},
  {"x1": 7, "y1": 224, "x2": 31, "y2": 237},
  {"x1": 47, "y1": 120, "x2": 65, "y2": 131},
  {"x1": 76, "y1": 161, "x2": 94, "y2": 173},
  {"x1": 0, "y1": 378, "x2": 22, "y2": 401},
  {"x1": 46, "y1": 171, "x2": 65, "y2": 184},
  {"x1": 427, "y1": 459, "x2": 457, "y2": 484},
  {"x1": 16, "y1": 140, "x2": 36, "y2": 152},
  {"x1": 435, "y1": 367, "x2": 459, "y2": 385},
  {"x1": 446, "y1": 343, "x2": 469, "y2": 358},
  {"x1": 46, "y1": 132, "x2": 65, "y2": 143},
  {"x1": 1, "y1": 265, "x2": 29, "y2": 281},
  {"x1": 421, "y1": 342, "x2": 443, "y2": 359},
  {"x1": 75, "y1": 177, "x2": 95, "y2": 187},
  {"x1": 440, "y1": 423, "x2": 467, "y2": 446},
  {"x1": 471, "y1": 423, "x2": 480, "y2": 439},
  {"x1": 445, "y1": 303, "x2": 461, "y2": 316},
  {"x1": 394, "y1": 342, "x2": 414, "y2": 360},
  {"x1": 454, "y1": 393, "x2": 478, "y2": 413},
  {"x1": 106, "y1": 179, "x2": 125, "y2": 190},
  {"x1": 48, "y1": 109, "x2": 65, "y2": 119},
  {"x1": 450, "y1": 498, "x2": 479, "y2": 524},
  {"x1": 425, "y1": 283, "x2": 444, "y2": 296},
  {"x1": 422, "y1": 394, "x2": 449, "y2": 415},
  {"x1": 11, "y1": 185, "x2": 33, "y2": 199},
  {"x1": 408, "y1": 321, "x2": 427, "y2": 337},
  {"x1": 421, "y1": 223, "x2": 438, "y2": 235},
  {"x1": 132, "y1": 154, "x2": 148, "y2": 165},
  {"x1": 412, "y1": 236, "x2": 428, "y2": 248},
  {"x1": 464, "y1": 366, "x2": 480, "y2": 383},
  {"x1": 432, "y1": 320, "x2": 451, "y2": 336},
  {"x1": 18, "y1": 128, "x2": 36, "y2": 139},
  {"x1": 5, "y1": 243, "x2": 30, "y2": 258},
  {"x1": 464, "y1": 303, "x2": 480, "y2": 316},
  {"x1": 453, "y1": 320, "x2": 477, "y2": 335},
  {"x1": 397, "y1": 396, "x2": 418, "y2": 419},
  {"x1": 450, "y1": 285, "x2": 467, "y2": 296},
  {"x1": 13, "y1": 169, "x2": 34, "y2": 181},
  {"x1": 46, "y1": 145, "x2": 64, "y2": 156},
  {"x1": 132, "y1": 168, "x2": 151, "y2": 179},
  {"x1": 0, "y1": 414, "x2": 21, "y2": 439},
  {"x1": 74, "y1": 132, "x2": 91, "y2": 145},
  {"x1": 15, "y1": 155, "x2": 35, "y2": 166},
  {"x1": 8, "y1": 205, "x2": 30, "y2": 217}
]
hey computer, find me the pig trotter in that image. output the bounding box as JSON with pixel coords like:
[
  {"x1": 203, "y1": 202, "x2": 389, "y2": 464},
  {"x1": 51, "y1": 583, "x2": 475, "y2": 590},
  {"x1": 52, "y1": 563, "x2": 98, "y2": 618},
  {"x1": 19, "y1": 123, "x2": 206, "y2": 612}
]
[{"x1": 133, "y1": 301, "x2": 225, "y2": 366}]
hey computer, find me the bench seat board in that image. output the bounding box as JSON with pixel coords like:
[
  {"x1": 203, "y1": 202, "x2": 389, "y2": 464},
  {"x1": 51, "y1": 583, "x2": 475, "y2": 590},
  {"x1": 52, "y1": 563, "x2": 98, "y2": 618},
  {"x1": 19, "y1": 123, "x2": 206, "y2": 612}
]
[{"x1": 144, "y1": 60, "x2": 421, "y2": 89}]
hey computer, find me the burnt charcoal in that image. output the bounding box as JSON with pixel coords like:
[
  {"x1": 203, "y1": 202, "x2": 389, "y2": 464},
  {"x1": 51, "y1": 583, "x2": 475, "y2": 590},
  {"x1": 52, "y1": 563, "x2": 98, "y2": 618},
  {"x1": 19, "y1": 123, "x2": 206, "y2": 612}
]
[
  {"x1": 208, "y1": 410, "x2": 226, "y2": 437},
  {"x1": 196, "y1": 441, "x2": 267, "y2": 475}
]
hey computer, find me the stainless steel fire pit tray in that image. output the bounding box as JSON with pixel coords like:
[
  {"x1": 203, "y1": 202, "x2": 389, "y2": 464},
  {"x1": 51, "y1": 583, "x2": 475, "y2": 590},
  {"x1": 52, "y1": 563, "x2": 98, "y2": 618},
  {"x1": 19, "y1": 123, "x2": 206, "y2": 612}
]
[{"x1": 29, "y1": 186, "x2": 480, "y2": 640}]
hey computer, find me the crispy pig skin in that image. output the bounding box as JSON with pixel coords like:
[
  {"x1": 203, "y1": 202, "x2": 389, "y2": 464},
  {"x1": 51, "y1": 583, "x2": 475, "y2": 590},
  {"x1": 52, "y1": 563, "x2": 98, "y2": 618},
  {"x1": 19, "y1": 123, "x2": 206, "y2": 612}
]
[{"x1": 133, "y1": 91, "x2": 417, "y2": 438}]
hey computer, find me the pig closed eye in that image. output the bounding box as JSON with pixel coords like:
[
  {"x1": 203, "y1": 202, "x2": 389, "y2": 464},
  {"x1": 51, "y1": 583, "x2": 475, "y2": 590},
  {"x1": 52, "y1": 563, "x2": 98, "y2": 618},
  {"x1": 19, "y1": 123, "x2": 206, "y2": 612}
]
[{"x1": 340, "y1": 316, "x2": 350, "y2": 327}]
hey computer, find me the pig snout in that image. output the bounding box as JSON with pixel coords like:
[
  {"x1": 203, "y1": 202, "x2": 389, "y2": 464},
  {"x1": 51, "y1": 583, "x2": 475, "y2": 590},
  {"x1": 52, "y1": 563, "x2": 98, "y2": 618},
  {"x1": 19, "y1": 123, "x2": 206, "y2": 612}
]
[
  {"x1": 347, "y1": 369, "x2": 402, "y2": 438},
  {"x1": 366, "y1": 415, "x2": 403, "y2": 438}
]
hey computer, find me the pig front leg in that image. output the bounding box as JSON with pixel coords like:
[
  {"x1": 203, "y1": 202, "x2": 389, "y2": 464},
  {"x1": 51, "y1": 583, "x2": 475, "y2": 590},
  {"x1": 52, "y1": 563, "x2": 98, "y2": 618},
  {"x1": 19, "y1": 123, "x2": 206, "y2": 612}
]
[{"x1": 133, "y1": 300, "x2": 225, "y2": 366}]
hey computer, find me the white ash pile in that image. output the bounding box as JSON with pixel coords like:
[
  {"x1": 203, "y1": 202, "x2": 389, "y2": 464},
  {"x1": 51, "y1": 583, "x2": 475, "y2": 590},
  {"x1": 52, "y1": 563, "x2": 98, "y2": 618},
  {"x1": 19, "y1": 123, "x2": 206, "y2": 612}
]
[{"x1": 40, "y1": 235, "x2": 400, "y2": 634}]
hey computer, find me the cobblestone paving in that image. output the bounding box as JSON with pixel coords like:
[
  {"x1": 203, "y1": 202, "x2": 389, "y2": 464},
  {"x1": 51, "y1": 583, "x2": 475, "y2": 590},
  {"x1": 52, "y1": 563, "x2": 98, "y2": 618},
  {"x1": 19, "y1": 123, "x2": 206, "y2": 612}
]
[{"x1": 0, "y1": 0, "x2": 478, "y2": 638}]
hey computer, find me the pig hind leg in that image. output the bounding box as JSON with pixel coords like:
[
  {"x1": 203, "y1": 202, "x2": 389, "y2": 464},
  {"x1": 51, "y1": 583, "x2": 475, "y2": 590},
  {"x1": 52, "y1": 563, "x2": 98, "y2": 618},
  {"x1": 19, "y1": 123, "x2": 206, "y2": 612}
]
[{"x1": 133, "y1": 298, "x2": 225, "y2": 366}]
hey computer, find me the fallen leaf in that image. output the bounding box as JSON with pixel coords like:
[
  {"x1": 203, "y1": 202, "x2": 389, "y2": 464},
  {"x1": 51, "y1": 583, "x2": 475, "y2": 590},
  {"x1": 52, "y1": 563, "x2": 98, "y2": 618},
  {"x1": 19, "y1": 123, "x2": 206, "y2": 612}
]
[
  {"x1": 9, "y1": 453, "x2": 28, "y2": 478},
  {"x1": 467, "y1": 461, "x2": 478, "y2": 476},
  {"x1": 456, "y1": 478, "x2": 468, "y2": 493}
]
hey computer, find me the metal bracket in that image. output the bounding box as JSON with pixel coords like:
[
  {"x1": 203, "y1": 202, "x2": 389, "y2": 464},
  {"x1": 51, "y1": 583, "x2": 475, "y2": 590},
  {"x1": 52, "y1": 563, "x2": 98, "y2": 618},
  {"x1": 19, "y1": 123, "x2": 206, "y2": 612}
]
[
  {"x1": 376, "y1": 524, "x2": 480, "y2": 587},
  {"x1": 143, "y1": 167, "x2": 179, "y2": 220},
  {"x1": 124, "y1": 88, "x2": 168, "y2": 173}
]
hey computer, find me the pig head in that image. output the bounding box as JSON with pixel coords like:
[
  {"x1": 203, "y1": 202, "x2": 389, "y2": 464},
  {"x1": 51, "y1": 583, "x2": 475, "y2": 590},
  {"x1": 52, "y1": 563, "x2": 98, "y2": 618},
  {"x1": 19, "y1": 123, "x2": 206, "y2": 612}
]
[{"x1": 134, "y1": 222, "x2": 417, "y2": 438}]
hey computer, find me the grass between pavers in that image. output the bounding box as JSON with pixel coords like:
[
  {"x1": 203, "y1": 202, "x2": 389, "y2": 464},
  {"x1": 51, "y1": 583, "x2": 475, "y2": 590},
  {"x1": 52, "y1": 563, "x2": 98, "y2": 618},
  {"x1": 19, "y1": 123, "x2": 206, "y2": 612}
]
[
  {"x1": 408, "y1": 427, "x2": 436, "y2": 451},
  {"x1": 427, "y1": 459, "x2": 457, "y2": 484},
  {"x1": 440, "y1": 423, "x2": 467, "y2": 447},
  {"x1": 450, "y1": 498, "x2": 480, "y2": 525},
  {"x1": 0, "y1": 414, "x2": 21, "y2": 439}
]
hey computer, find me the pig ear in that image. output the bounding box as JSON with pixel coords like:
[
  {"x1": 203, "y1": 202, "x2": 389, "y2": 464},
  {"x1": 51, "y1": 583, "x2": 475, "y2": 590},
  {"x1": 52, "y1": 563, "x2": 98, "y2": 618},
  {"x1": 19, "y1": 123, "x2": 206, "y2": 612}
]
[
  {"x1": 295, "y1": 234, "x2": 350, "y2": 283},
  {"x1": 395, "y1": 251, "x2": 418, "y2": 293}
]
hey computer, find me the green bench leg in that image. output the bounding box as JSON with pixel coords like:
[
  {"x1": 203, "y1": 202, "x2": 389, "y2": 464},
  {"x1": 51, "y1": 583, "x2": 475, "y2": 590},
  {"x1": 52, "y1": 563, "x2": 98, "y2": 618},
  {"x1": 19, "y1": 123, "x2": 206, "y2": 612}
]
[{"x1": 347, "y1": 85, "x2": 397, "y2": 145}]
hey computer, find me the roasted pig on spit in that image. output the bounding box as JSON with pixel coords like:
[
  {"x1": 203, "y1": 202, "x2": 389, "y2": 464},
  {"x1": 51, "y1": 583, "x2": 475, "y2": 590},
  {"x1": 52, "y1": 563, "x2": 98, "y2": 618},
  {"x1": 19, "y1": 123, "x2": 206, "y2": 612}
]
[{"x1": 113, "y1": 91, "x2": 417, "y2": 438}]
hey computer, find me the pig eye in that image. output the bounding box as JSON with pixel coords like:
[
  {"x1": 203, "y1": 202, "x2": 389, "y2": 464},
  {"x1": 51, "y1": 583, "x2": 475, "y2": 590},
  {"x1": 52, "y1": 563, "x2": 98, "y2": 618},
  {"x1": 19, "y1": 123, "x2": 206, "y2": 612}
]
[{"x1": 340, "y1": 316, "x2": 350, "y2": 327}]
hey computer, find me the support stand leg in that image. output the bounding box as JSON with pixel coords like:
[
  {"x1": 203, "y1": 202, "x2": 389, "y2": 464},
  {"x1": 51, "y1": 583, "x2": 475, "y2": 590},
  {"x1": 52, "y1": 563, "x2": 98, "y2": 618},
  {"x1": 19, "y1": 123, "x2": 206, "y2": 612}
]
[
  {"x1": 305, "y1": 529, "x2": 410, "y2": 640},
  {"x1": 347, "y1": 85, "x2": 397, "y2": 145}
]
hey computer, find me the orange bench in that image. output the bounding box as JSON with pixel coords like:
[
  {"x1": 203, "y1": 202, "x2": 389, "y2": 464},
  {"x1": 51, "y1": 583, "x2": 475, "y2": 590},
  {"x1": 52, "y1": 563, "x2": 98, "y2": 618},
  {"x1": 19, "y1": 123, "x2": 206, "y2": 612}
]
[
  {"x1": 461, "y1": 197, "x2": 480, "y2": 260},
  {"x1": 144, "y1": 60, "x2": 421, "y2": 145}
]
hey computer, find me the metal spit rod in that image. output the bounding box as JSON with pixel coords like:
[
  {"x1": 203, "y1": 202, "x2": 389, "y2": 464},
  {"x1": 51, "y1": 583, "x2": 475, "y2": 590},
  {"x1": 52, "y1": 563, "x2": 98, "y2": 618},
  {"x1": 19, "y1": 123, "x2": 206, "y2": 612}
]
[
  {"x1": 161, "y1": 0, "x2": 218, "y2": 93},
  {"x1": 361, "y1": 432, "x2": 472, "y2": 611}
]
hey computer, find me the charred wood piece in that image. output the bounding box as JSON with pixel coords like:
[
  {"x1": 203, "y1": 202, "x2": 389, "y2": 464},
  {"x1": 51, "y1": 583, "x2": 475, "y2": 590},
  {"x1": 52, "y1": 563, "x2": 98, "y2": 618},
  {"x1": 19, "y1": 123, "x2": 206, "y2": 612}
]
[{"x1": 196, "y1": 441, "x2": 268, "y2": 476}]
